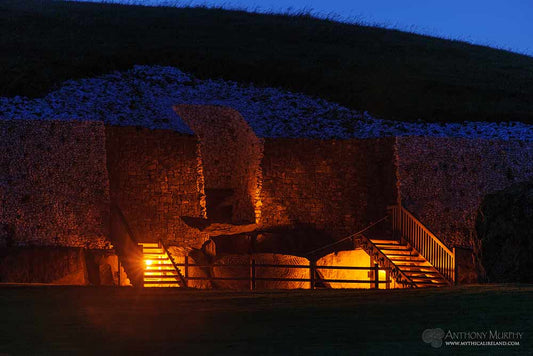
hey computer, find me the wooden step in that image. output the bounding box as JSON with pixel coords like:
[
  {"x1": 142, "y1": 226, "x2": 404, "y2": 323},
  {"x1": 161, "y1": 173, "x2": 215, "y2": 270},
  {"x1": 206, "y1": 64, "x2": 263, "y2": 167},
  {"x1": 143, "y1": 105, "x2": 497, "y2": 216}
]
[
  {"x1": 389, "y1": 257, "x2": 426, "y2": 262},
  {"x1": 410, "y1": 277, "x2": 446, "y2": 282},
  {"x1": 144, "y1": 284, "x2": 180, "y2": 288},
  {"x1": 144, "y1": 269, "x2": 178, "y2": 277},
  {"x1": 370, "y1": 239, "x2": 401, "y2": 245},
  {"x1": 145, "y1": 266, "x2": 175, "y2": 272},
  {"x1": 392, "y1": 261, "x2": 430, "y2": 266},
  {"x1": 382, "y1": 252, "x2": 418, "y2": 257},
  {"x1": 143, "y1": 280, "x2": 180, "y2": 285},
  {"x1": 403, "y1": 271, "x2": 441, "y2": 275},
  {"x1": 145, "y1": 265, "x2": 175, "y2": 268},
  {"x1": 415, "y1": 281, "x2": 448, "y2": 287},
  {"x1": 142, "y1": 249, "x2": 164, "y2": 253},
  {"x1": 404, "y1": 274, "x2": 443, "y2": 279},
  {"x1": 397, "y1": 264, "x2": 435, "y2": 269},
  {"x1": 139, "y1": 243, "x2": 159, "y2": 247},
  {"x1": 145, "y1": 264, "x2": 175, "y2": 268},
  {"x1": 379, "y1": 246, "x2": 412, "y2": 251},
  {"x1": 142, "y1": 251, "x2": 164, "y2": 255},
  {"x1": 374, "y1": 242, "x2": 408, "y2": 247}
]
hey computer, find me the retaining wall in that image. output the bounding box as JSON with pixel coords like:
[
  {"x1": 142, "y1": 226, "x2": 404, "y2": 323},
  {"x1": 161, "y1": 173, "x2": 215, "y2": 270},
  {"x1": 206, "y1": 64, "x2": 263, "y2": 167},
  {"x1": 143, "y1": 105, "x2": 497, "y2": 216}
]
[
  {"x1": 396, "y1": 137, "x2": 533, "y2": 249},
  {"x1": 259, "y1": 138, "x2": 397, "y2": 238},
  {"x1": 0, "y1": 120, "x2": 110, "y2": 248},
  {"x1": 105, "y1": 126, "x2": 208, "y2": 249}
]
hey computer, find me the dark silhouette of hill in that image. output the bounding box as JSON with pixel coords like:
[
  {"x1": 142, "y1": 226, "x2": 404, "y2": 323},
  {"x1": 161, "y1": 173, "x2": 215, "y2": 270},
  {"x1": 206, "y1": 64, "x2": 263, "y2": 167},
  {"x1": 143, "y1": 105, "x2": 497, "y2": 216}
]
[{"x1": 2, "y1": 0, "x2": 533, "y2": 123}]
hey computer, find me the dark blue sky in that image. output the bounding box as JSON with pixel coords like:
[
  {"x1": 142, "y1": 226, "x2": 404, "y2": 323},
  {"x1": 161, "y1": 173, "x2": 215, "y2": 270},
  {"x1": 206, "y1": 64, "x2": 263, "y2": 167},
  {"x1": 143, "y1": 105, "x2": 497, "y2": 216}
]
[{"x1": 79, "y1": 0, "x2": 533, "y2": 55}]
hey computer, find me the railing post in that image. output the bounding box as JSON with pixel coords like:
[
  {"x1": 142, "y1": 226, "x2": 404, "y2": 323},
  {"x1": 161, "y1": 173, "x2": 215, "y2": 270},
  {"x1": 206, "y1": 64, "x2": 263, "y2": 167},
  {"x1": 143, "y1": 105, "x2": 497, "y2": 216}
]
[
  {"x1": 396, "y1": 204, "x2": 399, "y2": 242},
  {"x1": 310, "y1": 260, "x2": 316, "y2": 290},
  {"x1": 184, "y1": 255, "x2": 189, "y2": 288},
  {"x1": 386, "y1": 269, "x2": 390, "y2": 289},
  {"x1": 117, "y1": 255, "x2": 121, "y2": 287},
  {"x1": 249, "y1": 256, "x2": 256, "y2": 291},
  {"x1": 373, "y1": 262, "x2": 379, "y2": 289},
  {"x1": 453, "y1": 247, "x2": 457, "y2": 285},
  {"x1": 397, "y1": 205, "x2": 403, "y2": 242}
]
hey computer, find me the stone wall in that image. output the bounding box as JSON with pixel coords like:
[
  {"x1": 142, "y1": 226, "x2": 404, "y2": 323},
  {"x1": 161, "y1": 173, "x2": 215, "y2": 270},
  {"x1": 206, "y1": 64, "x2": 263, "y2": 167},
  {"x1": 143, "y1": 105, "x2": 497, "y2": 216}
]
[
  {"x1": 259, "y1": 138, "x2": 397, "y2": 239},
  {"x1": 396, "y1": 137, "x2": 533, "y2": 249},
  {"x1": 174, "y1": 105, "x2": 263, "y2": 224},
  {"x1": 0, "y1": 120, "x2": 110, "y2": 248},
  {"x1": 105, "y1": 126, "x2": 208, "y2": 249}
]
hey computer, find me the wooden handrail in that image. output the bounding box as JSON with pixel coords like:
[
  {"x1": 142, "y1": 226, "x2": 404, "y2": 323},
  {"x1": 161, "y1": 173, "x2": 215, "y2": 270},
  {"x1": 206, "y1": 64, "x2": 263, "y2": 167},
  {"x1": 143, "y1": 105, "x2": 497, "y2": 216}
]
[
  {"x1": 388, "y1": 205, "x2": 455, "y2": 284},
  {"x1": 182, "y1": 260, "x2": 389, "y2": 289},
  {"x1": 388, "y1": 205, "x2": 453, "y2": 255},
  {"x1": 174, "y1": 262, "x2": 393, "y2": 270}
]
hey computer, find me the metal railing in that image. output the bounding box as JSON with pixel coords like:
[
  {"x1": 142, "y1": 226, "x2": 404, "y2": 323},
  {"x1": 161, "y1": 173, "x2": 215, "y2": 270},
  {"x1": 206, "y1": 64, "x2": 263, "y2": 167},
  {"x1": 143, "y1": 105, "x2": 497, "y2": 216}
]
[
  {"x1": 388, "y1": 205, "x2": 455, "y2": 284},
  {"x1": 176, "y1": 257, "x2": 392, "y2": 290}
]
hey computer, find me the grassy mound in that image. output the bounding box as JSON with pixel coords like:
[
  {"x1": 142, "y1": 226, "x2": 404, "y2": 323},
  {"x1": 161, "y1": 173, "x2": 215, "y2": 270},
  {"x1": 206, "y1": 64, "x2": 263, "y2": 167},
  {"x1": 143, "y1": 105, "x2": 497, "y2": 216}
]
[
  {"x1": 1, "y1": 0, "x2": 533, "y2": 124},
  {"x1": 476, "y1": 181, "x2": 533, "y2": 282}
]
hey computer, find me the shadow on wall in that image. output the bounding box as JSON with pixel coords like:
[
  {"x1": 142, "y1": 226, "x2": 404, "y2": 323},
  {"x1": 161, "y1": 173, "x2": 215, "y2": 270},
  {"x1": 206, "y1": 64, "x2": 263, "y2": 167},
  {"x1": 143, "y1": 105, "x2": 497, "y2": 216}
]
[
  {"x1": 211, "y1": 224, "x2": 353, "y2": 260},
  {"x1": 475, "y1": 180, "x2": 533, "y2": 283}
]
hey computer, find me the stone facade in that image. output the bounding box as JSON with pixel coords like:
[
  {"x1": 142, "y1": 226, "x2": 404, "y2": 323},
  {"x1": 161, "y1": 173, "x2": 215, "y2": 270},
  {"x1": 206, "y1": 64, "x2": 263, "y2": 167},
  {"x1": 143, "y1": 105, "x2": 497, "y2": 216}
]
[
  {"x1": 396, "y1": 137, "x2": 533, "y2": 249},
  {"x1": 2, "y1": 114, "x2": 533, "y2": 286},
  {"x1": 174, "y1": 105, "x2": 263, "y2": 224},
  {"x1": 0, "y1": 120, "x2": 110, "y2": 248},
  {"x1": 259, "y1": 138, "x2": 397, "y2": 238},
  {"x1": 105, "y1": 126, "x2": 208, "y2": 249}
]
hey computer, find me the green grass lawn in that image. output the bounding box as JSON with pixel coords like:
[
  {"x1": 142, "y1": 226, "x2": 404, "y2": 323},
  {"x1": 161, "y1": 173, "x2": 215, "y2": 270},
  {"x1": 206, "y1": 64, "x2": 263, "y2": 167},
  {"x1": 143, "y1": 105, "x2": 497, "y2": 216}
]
[
  {"x1": 1, "y1": 1, "x2": 533, "y2": 124},
  {"x1": 0, "y1": 285, "x2": 531, "y2": 354}
]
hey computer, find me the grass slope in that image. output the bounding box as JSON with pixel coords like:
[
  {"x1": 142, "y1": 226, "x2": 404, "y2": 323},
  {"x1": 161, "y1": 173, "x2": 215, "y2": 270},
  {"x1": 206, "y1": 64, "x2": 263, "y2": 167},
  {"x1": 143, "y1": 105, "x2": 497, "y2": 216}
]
[
  {"x1": 1, "y1": 286, "x2": 532, "y2": 354},
  {"x1": 1, "y1": 0, "x2": 533, "y2": 124}
]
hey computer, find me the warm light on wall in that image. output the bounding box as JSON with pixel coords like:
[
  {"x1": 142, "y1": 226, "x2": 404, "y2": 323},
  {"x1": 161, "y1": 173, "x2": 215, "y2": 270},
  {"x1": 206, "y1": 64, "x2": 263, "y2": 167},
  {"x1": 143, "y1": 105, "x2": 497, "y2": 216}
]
[
  {"x1": 378, "y1": 269, "x2": 387, "y2": 290},
  {"x1": 145, "y1": 259, "x2": 153, "y2": 266}
]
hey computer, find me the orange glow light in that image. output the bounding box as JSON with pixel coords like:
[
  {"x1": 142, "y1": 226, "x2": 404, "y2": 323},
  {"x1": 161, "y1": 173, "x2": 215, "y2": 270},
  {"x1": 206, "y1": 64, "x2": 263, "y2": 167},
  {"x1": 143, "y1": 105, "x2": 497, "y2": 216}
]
[{"x1": 145, "y1": 259, "x2": 153, "y2": 266}]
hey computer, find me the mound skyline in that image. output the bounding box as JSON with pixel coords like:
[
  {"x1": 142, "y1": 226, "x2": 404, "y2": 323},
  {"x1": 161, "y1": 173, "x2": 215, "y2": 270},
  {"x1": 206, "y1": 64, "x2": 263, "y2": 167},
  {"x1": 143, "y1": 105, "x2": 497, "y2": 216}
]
[
  {"x1": 1, "y1": 0, "x2": 533, "y2": 125},
  {"x1": 1, "y1": 65, "x2": 532, "y2": 141}
]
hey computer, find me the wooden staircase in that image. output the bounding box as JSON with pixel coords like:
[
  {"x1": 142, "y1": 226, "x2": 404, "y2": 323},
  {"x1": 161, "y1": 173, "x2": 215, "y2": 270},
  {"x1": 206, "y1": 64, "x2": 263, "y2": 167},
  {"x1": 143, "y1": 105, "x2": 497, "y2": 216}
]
[
  {"x1": 368, "y1": 239, "x2": 449, "y2": 288},
  {"x1": 139, "y1": 242, "x2": 186, "y2": 288}
]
